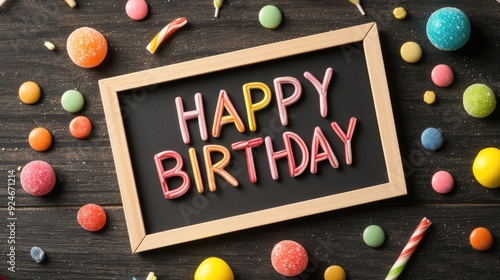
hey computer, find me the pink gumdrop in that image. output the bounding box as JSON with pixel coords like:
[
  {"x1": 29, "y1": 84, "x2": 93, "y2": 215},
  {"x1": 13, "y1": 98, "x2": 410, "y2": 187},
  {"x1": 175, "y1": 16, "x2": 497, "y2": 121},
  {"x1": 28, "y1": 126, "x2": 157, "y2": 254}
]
[
  {"x1": 126, "y1": 0, "x2": 148, "y2": 21},
  {"x1": 431, "y1": 170, "x2": 454, "y2": 194},
  {"x1": 20, "y1": 160, "x2": 56, "y2": 196},
  {"x1": 271, "y1": 240, "x2": 308, "y2": 277},
  {"x1": 431, "y1": 64, "x2": 454, "y2": 87}
]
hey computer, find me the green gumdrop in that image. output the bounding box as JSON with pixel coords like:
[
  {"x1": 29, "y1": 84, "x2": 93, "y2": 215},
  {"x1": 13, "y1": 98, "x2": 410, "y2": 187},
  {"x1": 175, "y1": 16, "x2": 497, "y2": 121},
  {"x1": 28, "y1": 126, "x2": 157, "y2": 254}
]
[
  {"x1": 463, "y1": 84, "x2": 496, "y2": 118},
  {"x1": 61, "y1": 90, "x2": 85, "y2": 113}
]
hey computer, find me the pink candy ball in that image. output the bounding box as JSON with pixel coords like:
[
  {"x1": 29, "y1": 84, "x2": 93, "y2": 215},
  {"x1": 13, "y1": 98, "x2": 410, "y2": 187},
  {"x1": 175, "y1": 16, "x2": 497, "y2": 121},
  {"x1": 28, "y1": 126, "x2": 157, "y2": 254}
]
[
  {"x1": 431, "y1": 64, "x2": 454, "y2": 87},
  {"x1": 125, "y1": 0, "x2": 148, "y2": 21},
  {"x1": 431, "y1": 170, "x2": 454, "y2": 194},
  {"x1": 20, "y1": 160, "x2": 56, "y2": 196},
  {"x1": 271, "y1": 240, "x2": 308, "y2": 277}
]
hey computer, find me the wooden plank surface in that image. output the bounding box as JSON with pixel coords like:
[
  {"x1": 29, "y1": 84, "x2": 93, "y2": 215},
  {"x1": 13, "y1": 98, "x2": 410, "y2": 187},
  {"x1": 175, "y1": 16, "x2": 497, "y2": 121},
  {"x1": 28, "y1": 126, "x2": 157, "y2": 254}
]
[{"x1": 1, "y1": 0, "x2": 499, "y2": 279}]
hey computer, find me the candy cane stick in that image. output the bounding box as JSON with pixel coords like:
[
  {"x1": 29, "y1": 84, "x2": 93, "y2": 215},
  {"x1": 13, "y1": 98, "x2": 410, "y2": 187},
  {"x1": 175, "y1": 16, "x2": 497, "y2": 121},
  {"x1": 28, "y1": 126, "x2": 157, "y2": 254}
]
[
  {"x1": 147, "y1": 17, "x2": 188, "y2": 54},
  {"x1": 385, "y1": 217, "x2": 432, "y2": 280}
]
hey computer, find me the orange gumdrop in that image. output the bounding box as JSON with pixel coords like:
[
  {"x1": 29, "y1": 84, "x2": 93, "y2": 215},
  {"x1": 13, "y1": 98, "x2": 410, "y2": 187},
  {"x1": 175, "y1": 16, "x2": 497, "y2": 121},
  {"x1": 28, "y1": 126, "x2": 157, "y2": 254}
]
[
  {"x1": 28, "y1": 127, "x2": 52, "y2": 152},
  {"x1": 67, "y1": 27, "x2": 108, "y2": 68}
]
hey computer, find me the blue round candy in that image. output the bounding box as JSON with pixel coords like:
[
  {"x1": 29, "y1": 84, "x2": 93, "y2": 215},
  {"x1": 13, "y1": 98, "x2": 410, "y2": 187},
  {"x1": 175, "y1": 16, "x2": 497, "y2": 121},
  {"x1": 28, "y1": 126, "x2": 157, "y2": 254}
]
[
  {"x1": 426, "y1": 7, "x2": 470, "y2": 51},
  {"x1": 421, "y1": 127, "x2": 444, "y2": 151}
]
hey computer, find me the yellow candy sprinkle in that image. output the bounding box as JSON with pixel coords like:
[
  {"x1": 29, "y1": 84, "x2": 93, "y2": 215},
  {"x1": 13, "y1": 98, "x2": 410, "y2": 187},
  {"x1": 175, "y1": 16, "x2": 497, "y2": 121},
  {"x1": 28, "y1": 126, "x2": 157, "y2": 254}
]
[
  {"x1": 400, "y1": 41, "x2": 422, "y2": 63},
  {"x1": 19, "y1": 81, "x2": 41, "y2": 104},
  {"x1": 423, "y1": 90, "x2": 436, "y2": 104},
  {"x1": 393, "y1": 7, "x2": 407, "y2": 20}
]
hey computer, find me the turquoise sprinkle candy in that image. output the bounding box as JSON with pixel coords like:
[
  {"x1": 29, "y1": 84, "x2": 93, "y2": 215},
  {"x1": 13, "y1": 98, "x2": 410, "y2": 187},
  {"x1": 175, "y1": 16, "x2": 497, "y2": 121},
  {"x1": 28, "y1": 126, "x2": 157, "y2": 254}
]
[{"x1": 426, "y1": 7, "x2": 471, "y2": 51}]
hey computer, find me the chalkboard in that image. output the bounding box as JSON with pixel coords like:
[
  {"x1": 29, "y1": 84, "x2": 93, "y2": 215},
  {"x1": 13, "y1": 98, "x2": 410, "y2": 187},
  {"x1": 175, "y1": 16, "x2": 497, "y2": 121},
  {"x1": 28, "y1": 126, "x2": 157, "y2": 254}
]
[{"x1": 99, "y1": 22, "x2": 406, "y2": 253}]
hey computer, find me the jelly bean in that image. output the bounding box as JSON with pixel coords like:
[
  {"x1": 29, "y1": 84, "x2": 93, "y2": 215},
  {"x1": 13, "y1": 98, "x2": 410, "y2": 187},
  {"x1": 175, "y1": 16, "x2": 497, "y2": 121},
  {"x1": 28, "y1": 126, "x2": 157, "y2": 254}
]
[
  {"x1": 28, "y1": 127, "x2": 52, "y2": 151},
  {"x1": 77, "y1": 204, "x2": 107, "y2": 232},
  {"x1": 30, "y1": 246, "x2": 46, "y2": 263},
  {"x1": 271, "y1": 240, "x2": 308, "y2": 277},
  {"x1": 69, "y1": 116, "x2": 92, "y2": 139},
  {"x1": 363, "y1": 225, "x2": 385, "y2": 247},
  {"x1": 61, "y1": 89, "x2": 85, "y2": 113},
  {"x1": 194, "y1": 257, "x2": 234, "y2": 280},
  {"x1": 20, "y1": 160, "x2": 56, "y2": 196},
  {"x1": 259, "y1": 5, "x2": 282, "y2": 29},
  {"x1": 67, "y1": 27, "x2": 108, "y2": 68},
  {"x1": 470, "y1": 227, "x2": 493, "y2": 251},
  {"x1": 400, "y1": 41, "x2": 422, "y2": 63},
  {"x1": 19, "y1": 81, "x2": 41, "y2": 104},
  {"x1": 463, "y1": 84, "x2": 496, "y2": 118}
]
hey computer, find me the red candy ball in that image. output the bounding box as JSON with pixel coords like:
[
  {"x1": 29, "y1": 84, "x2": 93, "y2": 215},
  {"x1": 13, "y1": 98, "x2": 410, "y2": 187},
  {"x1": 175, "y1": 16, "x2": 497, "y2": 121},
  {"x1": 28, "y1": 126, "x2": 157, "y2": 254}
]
[
  {"x1": 77, "y1": 204, "x2": 107, "y2": 232},
  {"x1": 20, "y1": 160, "x2": 56, "y2": 196},
  {"x1": 271, "y1": 240, "x2": 308, "y2": 277}
]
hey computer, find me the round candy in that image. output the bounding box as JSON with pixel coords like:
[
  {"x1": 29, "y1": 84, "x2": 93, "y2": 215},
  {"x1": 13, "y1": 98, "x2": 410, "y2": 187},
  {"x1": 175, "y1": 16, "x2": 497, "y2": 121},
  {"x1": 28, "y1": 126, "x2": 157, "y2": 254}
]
[
  {"x1": 77, "y1": 204, "x2": 107, "y2": 232},
  {"x1": 28, "y1": 127, "x2": 52, "y2": 151},
  {"x1": 463, "y1": 84, "x2": 496, "y2": 118},
  {"x1": 20, "y1": 160, "x2": 56, "y2": 196},
  {"x1": 126, "y1": 0, "x2": 148, "y2": 21},
  {"x1": 363, "y1": 225, "x2": 385, "y2": 247},
  {"x1": 259, "y1": 5, "x2": 282, "y2": 29},
  {"x1": 30, "y1": 246, "x2": 46, "y2": 263},
  {"x1": 470, "y1": 227, "x2": 493, "y2": 251},
  {"x1": 423, "y1": 90, "x2": 437, "y2": 105},
  {"x1": 421, "y1": 127, "x2": 444, "y2": 151},
  {"x1": 271, "y1": 240, "x2": 308, "y2": 277},
  {"x1": 431, "y1": 64, "x2": 454, "y2": 87},
  {"x1": 426, "y1": 7, "x2": 470, "y2": 51},
  {"x1": 472, "y1": 147, "x2": 500, "y2": 188},
  {"x1": 69, "y1": 116, "x2": 92, "y2": 139},
  {"x1": 61, "y1": 89, "x2": 85, "y2": 113},
  {"x1": 393, "y1": 7, "x2": 407, "y2": 20},
  {"x1": 431, "y1": 170, "x2": 454, "y2": 194},
  {"x1": 67, "y1": 27, "x2": 108, "y2": 68},
  {"x1": 400, "y1": 41, "x2": 422, "y2": 63},
  {"x1": 324, "y1": 265, "x2": 346, "y2": 280},
  {"x1": 194, "y1": 257, "x2": 234, "y2": 280},
  {"x1": 19, "y1": 81, "x2": 41, "y2": 104}
]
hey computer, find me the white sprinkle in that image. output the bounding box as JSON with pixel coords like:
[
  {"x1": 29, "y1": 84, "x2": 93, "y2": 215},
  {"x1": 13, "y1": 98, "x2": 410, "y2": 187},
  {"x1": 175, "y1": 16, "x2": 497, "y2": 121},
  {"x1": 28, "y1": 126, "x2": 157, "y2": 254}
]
[{"x1": 44, "y1": 41, "x2": 56, "y2": 51}]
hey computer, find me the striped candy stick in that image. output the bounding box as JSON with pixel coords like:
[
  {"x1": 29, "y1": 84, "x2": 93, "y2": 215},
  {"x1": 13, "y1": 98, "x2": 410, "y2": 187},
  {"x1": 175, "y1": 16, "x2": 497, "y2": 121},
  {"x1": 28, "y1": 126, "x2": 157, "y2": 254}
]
[
  {"x1": 147, "y1": 17, "x2": 188, "y2": 54},
  {"x1": 385, "y1": 217, "x2": 432, "y2": 280}
]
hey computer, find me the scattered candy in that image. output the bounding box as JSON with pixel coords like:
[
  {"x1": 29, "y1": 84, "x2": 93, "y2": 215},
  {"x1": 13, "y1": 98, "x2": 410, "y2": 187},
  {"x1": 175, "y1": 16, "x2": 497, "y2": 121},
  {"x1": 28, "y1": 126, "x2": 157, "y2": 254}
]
[
  {"x1": 431, "y1": 64, "x2": 453, "y2": 87},
  {"x1": 67, "y1": 27, "x2": 108, "y2": 68},
  {"x1": 400, "y1": 41, "x2": 422, "y2": 63},
  {"x1": 44, "y1": 41, "x2": 56, "y2": 51},
  {"x1": 30, "y1": 246, "x2": 46, "y2": 263},
  {"x1": 0, "y1": 0, "x2": 7, "y2": 8},
  {"x1": 64, "y1": 0, "x2": 76, "y2": 8},
  {"x1": 20, "y1": 160, "x2": 56, "y2": 196},
  {"x1": 470, "y1": 227, "x2": 494, "y2": 251},
  {"x1": 463, "y1": 83, "x2": 496, "y2": 118},
  {"x1": 271, "y1": 240, "x2": 308, "y2": 277},
  {"x1": 426, "y1": 7, "x2": 470, "y2": 51},
  {"x1": 421, "y1": 127, "x2": 444, "y2": 151},
  {"x1": 423, "y1": 90, "x2": 436, "y2": 105},
  {"x1": 214, "y1": 0, "x2": 224, "y2": 17},
  {"x1": 324, "y1": 265, "x2": 346, "y2": 280},
  {"x1": 385, "y1": 218, "x2": 432, "y2": 280},
  {"x1": 431, "y1": 170, "x2": 454, "y2": 194},
  {"x1": 28, "y1": 127, "x2": 52, "y2": 151},
  {"x1": 69, "y1": 116, "x2": 92, "y2": 139},
  {"x1": 147, "y1": 17, "x2": 188, "y2": 54},
  {"x1": 259, "y1": 5, "x2": 282, "y2": 29},
  {"x1": 77, "y1": 204, "x2": 107, "y2": 232},
  {"x1": 194, "y1": 257, "x2": 234, "y2": 280},
  {"x1": 363, "y1": 224, "x2": 385, "y2": 247},
  {"x1": 472, "y1": 147, "x2": 500, "y2": 188},
  {"x1": 61, "y1": 89, "x2": 85, "y2": 113},
  {"x1": 348, "y1": 0, "x2": 365, "y2": 15},
  {"x1": 126, "y1": 0, "x2": 148, "y2": 21},
  {"x1": 19, "y1": 81, "x2": 42, "y2": 104},
  {"x1": 393, "y1": 7, "x2": 407, "y2": 20},
  {"x1": 146, "y1": 272, "x2": 157, "y2": 280}
]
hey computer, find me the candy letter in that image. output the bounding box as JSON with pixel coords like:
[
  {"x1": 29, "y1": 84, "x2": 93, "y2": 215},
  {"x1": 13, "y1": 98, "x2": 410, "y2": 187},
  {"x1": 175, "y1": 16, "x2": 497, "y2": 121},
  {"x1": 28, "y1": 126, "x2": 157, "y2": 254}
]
[
  {"x1": 243, "y1": 82, "x2": 272, "y2": 132},
  {"x1": 304, "y1": 67, "x2": 333, "y2": 117},
  {"x1": 175, "y1": 93, "x2": 208, "y2": 144},
  {"x1": 189, "y1": 147, "x2": 204, "y2": 193},
  {"x1": 203, "y1": 145, "x2": 239, "y2": 192},
  {"x1": 265, "y1": 132, "x2": 309, "y2": 180},
  {"x1": 231, "y1": 138, "x2": 264, "y2": 183},
  {"x1": 273, "y1": 77, "x2": 302, "y2": 126},
  {"x1": 310, "y1": 126, "x2": 339, "y2": 173},
  {"x1": 154, "y1": 151, "x2": 190, "y2": 199},
  {"x1": 331, "y1": 117, "x2": 357, "y2": 165},
  {"x1": 212, "y1": 90, "x2": 245, "y2": 137}
]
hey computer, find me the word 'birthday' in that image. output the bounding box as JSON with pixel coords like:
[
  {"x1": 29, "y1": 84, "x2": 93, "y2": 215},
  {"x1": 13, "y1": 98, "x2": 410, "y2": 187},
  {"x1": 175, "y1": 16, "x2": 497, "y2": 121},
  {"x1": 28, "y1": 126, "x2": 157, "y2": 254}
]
[{"x1": 154, "y1": 67, "x2": 359, "y2": 199}]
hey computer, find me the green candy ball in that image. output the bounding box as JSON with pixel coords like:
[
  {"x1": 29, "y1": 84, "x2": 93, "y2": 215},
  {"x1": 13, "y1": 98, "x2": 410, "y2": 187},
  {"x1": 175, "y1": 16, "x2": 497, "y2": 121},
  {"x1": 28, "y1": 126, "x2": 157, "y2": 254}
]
[
  {"x1": 463, "y1": 84, "x2": 496, "y2": 118},
  {"x1": 61, "y1": 89, "x2": 85, "y2": 113},
  {"x1": 363, "y1": 224, "x2": 385, "y2": 248},
  {"x1": 259, "y1": 5, "x2": 282, "y2": 29}
]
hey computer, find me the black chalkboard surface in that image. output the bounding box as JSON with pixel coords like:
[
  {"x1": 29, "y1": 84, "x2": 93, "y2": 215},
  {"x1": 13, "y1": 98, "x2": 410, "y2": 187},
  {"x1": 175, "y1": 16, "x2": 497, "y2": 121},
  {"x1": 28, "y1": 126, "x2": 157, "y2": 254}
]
[{"x1": 99, "y1": 22, "x2": 406, "y2": 252}]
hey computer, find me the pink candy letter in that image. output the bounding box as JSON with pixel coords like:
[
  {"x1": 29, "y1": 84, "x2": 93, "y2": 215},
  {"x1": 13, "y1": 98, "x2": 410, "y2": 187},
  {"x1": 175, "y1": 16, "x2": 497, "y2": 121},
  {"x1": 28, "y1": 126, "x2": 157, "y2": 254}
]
[
  {"x1": 265, "y1": 132, "x2": 310, "y2": 180},
  {"x1": 175, "y1": 93, "x2": 208, "y2": 144},
  {"x1": 231, "y1": 138, "x2": 264, "y2": 183},
  {"x1": 331, "y1": 117, "x2": 357, "y2": 165},
  {"x1": 273, "y1": 77, "x2": 302, "y2": 126},
  {"x1": 304, "y1": 67, "x2": 333, "y2": 118},
  {"x1": 154, "y1": 150, "x2": 190, "y2": 199}
]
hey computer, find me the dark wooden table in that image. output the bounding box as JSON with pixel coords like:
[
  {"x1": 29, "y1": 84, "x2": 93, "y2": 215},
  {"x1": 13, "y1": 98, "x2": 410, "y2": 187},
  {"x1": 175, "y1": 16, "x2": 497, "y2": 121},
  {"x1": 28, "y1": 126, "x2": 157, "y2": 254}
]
[{"x1": 1, "y1": 1, "x2": 499, "y2": 279}]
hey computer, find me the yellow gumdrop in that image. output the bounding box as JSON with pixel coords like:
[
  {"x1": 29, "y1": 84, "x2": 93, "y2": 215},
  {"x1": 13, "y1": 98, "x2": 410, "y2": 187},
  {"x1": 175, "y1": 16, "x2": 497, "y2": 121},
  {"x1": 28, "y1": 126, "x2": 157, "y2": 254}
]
[
  {"x1": 194, "y1": 257, "x2": 234, "y2": 280},
  {"x1": 472, "y1": 147, "x2": 500, "y2": 188}
]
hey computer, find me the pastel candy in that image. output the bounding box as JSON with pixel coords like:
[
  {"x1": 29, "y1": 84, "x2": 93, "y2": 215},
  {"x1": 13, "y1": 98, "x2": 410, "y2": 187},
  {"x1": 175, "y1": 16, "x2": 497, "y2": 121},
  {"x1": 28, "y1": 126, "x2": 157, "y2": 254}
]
[
  {"x1": 463, "y1": 84, "x2": 496, "y2": 118},
  {"x1": 426, "y1": 7, "x2": 470, "y2": 51},
  {"x1": 20, "y1": 160, "x2": 56, "y2": 196},
  {"x1": 126, "y1": 0, "x2": 148, "y2": 21},
  {"x1": 19, "y1": 81, "x2": 41, "y2": 104},
  {"x1": 470, "y1": 227, "x2": 494, "y2": 251},
  {"x1": 472, "y1": 147, "x2": 500, "y2": 188},
  {"x1": 421, "y1": 127, "x2": 444, "y2": 151},
  {"x1": 259, "y1": 5, "x2": 282, "y2": 29},
  {"x1": 363, "y1": 225, "x2": 385, "y2": 247},
  {"x1": 431, "y1": 64, "x2": 453, "y2": 87},
  {"x1": 400, "y1": 41, "x2": 422, "y2": 63},
  {"x1": 194, "y1": 257, "x2": 234, "y2": 280},
  {"x1": 61, "y1": 89, "x2": 85, "y2": 113},
  {"x1": 324, "y1": 265, "x2": 346, "y2": 280},
  {"x1": 431, "y1": 170, "x2": 454, "y2": 194}
]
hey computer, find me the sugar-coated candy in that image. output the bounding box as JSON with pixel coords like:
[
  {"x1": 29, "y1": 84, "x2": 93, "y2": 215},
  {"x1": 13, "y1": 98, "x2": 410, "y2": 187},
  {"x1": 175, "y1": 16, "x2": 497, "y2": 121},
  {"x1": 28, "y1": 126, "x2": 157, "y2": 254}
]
[
  {"x1": 423, "y1": 90, "x2": 436, "y2": 105},
  {"x1": 69, "y1": 116, "x2": 92, "y2": 139},
  {"x1": 19, "y1": 81, "x2": 41, "y2": 104},
  {"x1": 67, "y1": 27, "x2": 108, "y2": 68},
  {"x1": 20, "y1": 160, "x2": 56, "y2": 196},
  {"x1": 77, "y1": 204, "x2": 107, "y2": 232},
  {"x1": 61, "y1": 89, "x2": 85, "y2": 113},
  {"x1": 421, "y1": 127, "x2": 444, "y2": 151},
  {"x1": 400, "y1": 41, "x2": 422, "y2": 63},
  {"x1": 463, "y1": 84, "x2": 496, "y2": 118},
  {"x1": 470, "y1": 227, "x2": 493, "y2": 251},
  {"x1": 194, "y1": 257, "x2": 234, "y2": 280},
  {"x1": 271, "y1": 240, "x2": 308, "y2": 277},
  {"x1": 324, "y1": 265, "x2": 346, "y2": 280},
  {"x1": 126, "y1": 0, "x2": 148, "y2": 21},
  {"x1": 28, "y1": 127, "x2": 52, "y2": 151},
  {"x1": 259, "y1": 5, "x2": 282, "y2": 29},
  {"x1": 426, "y1": 7, "x2": 470, "y2": 51},
  {"x1": 472, "y1": 147, "x2": 500, "y2": 188},
  {"x1": 363, "y1": 225, "x2": 385, "y2": 247},
  {"x1": 431, "y1": 64, "x2": 453, "y2": 87},
  {"x1": 431, "y1": 170, "x2": 454, "y2": 194},
  {"x1": 30, "y1": 246, "x2": 46, "y2": 263}
]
